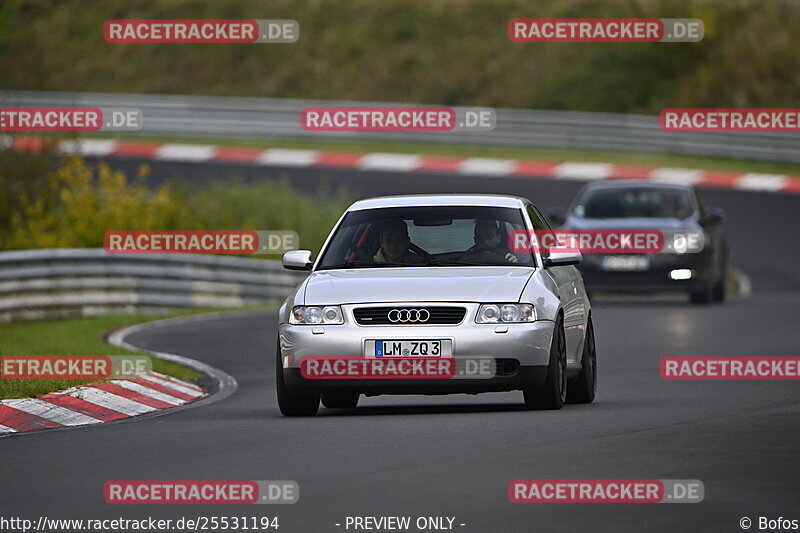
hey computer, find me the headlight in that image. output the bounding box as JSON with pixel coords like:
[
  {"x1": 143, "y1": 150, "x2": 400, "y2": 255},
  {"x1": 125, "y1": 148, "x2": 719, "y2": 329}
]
[
  {"x1": 476, "y1": 303, "x2": 536, "y2": 323},
  {"x1": 291, "y1": 305, "x2": 344, "y2": 325}
]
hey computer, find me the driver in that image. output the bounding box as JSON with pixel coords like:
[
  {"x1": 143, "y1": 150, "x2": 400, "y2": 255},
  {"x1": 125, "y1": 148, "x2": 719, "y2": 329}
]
[
  {"x1": 373, "y1": 220, "x2": 424, "y2": 264},
  {"x1": 466, "y1": 219, "x2": 519, "y2": 263}
]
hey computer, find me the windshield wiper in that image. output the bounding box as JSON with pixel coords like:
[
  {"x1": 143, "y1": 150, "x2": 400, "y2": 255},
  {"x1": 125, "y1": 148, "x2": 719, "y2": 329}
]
[
  {"x1": 318, "y1": 261, "x2": 408, "y2": 270},
  {"x1": 422, "y1": 259, "x2": 490, "y2": 267}
]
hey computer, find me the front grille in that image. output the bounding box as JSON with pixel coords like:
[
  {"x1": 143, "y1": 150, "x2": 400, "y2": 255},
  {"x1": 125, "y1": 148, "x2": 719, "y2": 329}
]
[{"x1": 353, "y1": 306, "x2": 466, "y2": 325}]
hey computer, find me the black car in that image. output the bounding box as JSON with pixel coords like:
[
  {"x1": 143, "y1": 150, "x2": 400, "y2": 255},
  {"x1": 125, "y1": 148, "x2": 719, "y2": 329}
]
[{"x1": 547, "y1": 180, "x2": 728, "y2": 304}]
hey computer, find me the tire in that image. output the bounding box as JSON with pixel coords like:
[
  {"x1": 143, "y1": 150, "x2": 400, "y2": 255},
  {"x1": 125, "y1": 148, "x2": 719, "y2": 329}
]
[
  {"x1": 712, "y1": 256, "x2": 728, "y2": 303},
  {"x1": 275, "y1": 341, "x2": 319, "y2": 417},
  {"x1": 321, "y1": 391, "x2": 359, "y2": 409},
  {"x1": 523, "y1": 316, "x2": 567, "y2": 410},
  {"x1": 566, "y1": 317, "x2": 597, "y2": 404},
  {"x1": 689, "y1": 282, "x2": 712, "y2": 305},
  {"x1": 711, "y1": 276, "x2": 726, "y2": 303}
]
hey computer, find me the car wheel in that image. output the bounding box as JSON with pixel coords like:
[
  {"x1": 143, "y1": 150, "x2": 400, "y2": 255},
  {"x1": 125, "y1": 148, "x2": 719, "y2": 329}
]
[
  {"x1": 712, "y1": 261, "x2": 727, "y2": 303},
  {"x1": 689, "y1": 282, "x2": 712, "y2": 305},
  {"x1": 523, "y1": 316, "x2": 567, "y2": 410},
  {"x1": 275, "y1": 341, "x2": 320, "y2": 417},
  {"x1": 689, "y1": 274, "x2": 714, "y2": 305},
  {"x1": 711, "y1": 276, "x2": 726, "y2": 303},
  {"x1": 566, "y1": 316, "x2": 597, "y2": 404},
  {"x1": 321, "y1": 391, "x2": 359, "y2": 409}
]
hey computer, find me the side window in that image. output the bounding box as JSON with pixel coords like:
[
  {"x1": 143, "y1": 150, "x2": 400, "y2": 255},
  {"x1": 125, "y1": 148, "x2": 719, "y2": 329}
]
[
  {"x1": 693, "y1": 190, "x2": 707, "y2": 219},
  {"x1": 525, "y1": 205, "x2": 551, "y2": 261}
]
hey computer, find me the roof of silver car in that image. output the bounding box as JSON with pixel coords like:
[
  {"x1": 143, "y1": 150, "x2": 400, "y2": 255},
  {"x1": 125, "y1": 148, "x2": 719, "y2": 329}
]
[{"x1": 348, "y1": 194, "x2": 527, "y2": 211}]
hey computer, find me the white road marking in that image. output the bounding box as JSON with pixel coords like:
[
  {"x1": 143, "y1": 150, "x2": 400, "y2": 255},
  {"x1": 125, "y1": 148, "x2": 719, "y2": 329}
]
[
  {"x1": 156, "y1": 144, "x2": 216, "y2": 162},
  {"x1": 257, "y1": 148, "x2": 319, "y2": 166},
  {"x1": 554, "y1": 162, "x2": 613, "y2": 180},
  {"x1": 147, "y1": 371, "x2": 204, "y2": 393},
  {"x1": 736, "y1": 173, "x2": 788, "y2": 192},
  {"x1": 61, "y1": 386, "x2": 156, "y2": 416},
  {"x1": 1, "y1": 398, "x2": 100, "y2": 426},
  {"x1": 648, "y1": 167, "x2": 704, "y2": 185},
  {"x1": 58, "y1": 139, "x2": 118, "y2": 157},
  {"x1": 111, "y1": 380, "x2": 186, "y2": 405},
  {"x1": 358, "y1": 153, "x2": 422, "y2": 172},
  {"x1": 136, "y1": 374, "x2": 204, "y2": 397},
  {"x1": 459, "y1": 158, "x2": 516, "y2": 176}
]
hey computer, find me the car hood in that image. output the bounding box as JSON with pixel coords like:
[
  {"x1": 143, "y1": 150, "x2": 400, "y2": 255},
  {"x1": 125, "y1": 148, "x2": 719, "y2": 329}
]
[
  {"x1": 303, "y1": 267, "x2": 534, "y2": 305},
  {"x1": 564, "y1": 216, "x2": 692, "y2": 230}
]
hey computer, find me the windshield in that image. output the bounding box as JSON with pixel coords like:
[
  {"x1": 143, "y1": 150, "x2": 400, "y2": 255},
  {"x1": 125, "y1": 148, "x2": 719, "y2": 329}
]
[
  {"x1": 574, "y1": 187, "x2": 695, "y2": 219},
  {"x1": 317, "y1": 205, "x2": 534, "y2": 269}
]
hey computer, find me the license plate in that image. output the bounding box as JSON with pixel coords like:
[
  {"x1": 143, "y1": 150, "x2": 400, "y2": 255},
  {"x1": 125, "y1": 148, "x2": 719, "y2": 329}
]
[
  {"x1": 372, "y1": 340, "x2": 444, "y2": 357},
  {"x1": 601, "y1": 255, "x2": 650, "y2": 271}
]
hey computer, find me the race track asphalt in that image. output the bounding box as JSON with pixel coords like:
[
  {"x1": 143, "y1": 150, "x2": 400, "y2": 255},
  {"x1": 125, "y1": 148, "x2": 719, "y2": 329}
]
[{"x1": 2, "y1": 159, "x2": 798, "y2": 532}]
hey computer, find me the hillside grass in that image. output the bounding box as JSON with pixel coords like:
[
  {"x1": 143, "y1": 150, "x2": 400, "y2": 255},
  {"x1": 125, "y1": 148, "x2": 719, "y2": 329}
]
[{"x1": 1, "y1": 0, "x2": 798, "y2": 113}]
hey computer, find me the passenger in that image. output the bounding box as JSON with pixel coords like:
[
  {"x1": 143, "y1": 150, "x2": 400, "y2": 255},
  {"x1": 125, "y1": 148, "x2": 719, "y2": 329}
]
[{"x1": 373, "y1": 220, "x2": 424, "y2": 264}]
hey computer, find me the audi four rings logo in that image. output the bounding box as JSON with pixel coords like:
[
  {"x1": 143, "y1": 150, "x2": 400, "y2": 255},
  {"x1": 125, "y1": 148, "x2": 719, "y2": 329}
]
[{"x1": 388, "y1": 308, "x2": 431, "y2": 323}]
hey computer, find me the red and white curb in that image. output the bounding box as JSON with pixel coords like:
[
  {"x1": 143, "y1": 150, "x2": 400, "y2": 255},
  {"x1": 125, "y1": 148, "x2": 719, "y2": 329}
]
[
  {"x1": 6, "y1": 136, "x2": 800, "y2": 194},
  {"x1": 0, "y1": 371, "x2": 204, "y2": 435}
]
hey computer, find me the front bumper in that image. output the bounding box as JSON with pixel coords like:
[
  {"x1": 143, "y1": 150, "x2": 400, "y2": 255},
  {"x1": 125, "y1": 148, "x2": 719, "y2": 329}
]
[
  {"x1": 579, "y1": 253, "x2": 710, "y2": 293},
  {"x1": 278, "y1": 303, "x2": 555, "y2": 395}
]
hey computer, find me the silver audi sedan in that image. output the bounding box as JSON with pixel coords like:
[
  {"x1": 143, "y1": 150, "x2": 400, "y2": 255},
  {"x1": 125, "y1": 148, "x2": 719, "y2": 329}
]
[{"x1": 276, "y1": 194, "x2": 596, "y2": 416}]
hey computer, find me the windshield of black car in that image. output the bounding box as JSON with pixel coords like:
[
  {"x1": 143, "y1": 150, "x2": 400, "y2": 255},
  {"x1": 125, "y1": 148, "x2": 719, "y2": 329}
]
[
  {"x1": 316, "y1": 205, "x2": 535, "y2": 269},
  {"x1": 573, "y1": 188, "x2": 694, "y2": 219}
]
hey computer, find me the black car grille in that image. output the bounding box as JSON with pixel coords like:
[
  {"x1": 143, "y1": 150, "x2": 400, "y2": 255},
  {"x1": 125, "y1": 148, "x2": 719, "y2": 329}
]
[{"x1": 353, "y1": 306, "x2": 466, "y2": 325}]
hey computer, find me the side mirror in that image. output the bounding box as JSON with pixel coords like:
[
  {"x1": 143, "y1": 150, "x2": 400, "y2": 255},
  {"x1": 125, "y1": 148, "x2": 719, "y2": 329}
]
[
  {"x1": 545, "y1": 206, "x2": 567, "y2": 227},
  {"x1": 544, "y1": 251, "x2": 582, "y2": 268},
  {"x1": 282, "y1": 250, "x2": 313, "y2": 271},
  {"x1": 705, "y1": 207, "x2": 725, "y2": 224}
]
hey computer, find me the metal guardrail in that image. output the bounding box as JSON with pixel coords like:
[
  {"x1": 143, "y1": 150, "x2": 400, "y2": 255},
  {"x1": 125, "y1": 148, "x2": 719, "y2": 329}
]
[
  {"x1": 1, "y1": 91, "x2": 798, "y2": 163},
  {"x1": 0, "y1": 248, "x2": 306, "y2": 322}
]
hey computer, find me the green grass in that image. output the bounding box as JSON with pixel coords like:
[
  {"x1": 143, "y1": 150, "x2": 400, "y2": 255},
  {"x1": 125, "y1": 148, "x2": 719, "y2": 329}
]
[
  {"x1": 0, "y1": 149, "x2": 351, "y2": 255},
  {"x1": 1, "y1": 0, "x2": 798, "y2": 114},
  {"x1": 0, "y1": 308, "x2": 260, "y2": 400}
]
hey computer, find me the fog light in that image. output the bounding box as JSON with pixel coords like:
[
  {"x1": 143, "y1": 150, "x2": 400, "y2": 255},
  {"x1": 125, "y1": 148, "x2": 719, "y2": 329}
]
[{"x1": 670, "y1": 269, "x2": 693, "y2": 280}]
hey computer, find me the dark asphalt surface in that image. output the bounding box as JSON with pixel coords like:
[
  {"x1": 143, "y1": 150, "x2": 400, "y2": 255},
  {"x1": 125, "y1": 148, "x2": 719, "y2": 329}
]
[{"x1": 2, "y1": 160, "x2": 799, "y2": 532}]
